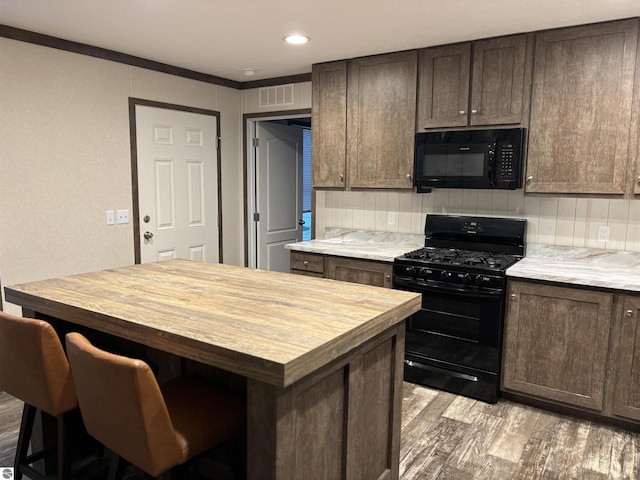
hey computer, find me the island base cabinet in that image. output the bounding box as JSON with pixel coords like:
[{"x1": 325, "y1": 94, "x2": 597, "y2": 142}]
[
  {"x1": 502, "y1": 281, "x2": 613, "y2": 412},
  {"x1": 247, "y1": 324, "x2": 404, "y2": 480},
  {"x1": 610, "y1": 295, "x2": 640, "y2": 422}
]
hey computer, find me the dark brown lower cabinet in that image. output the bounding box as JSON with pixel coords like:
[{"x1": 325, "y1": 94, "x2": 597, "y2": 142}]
[
  {"x1": 325, "y1": 257, "x2": 392, "y2": 288},
  {"x1": 504, "y1": 279, "x2": 640, "y2": 428},
  {"x1": 503, "y1": 280, "x2": 613, "y2": 412},
  {"x1": 610, "y1": 295, "x2": 640, "y2": 422},
  {"x1": 290, "y1": 251, "x2": 393, "y2": 288}
]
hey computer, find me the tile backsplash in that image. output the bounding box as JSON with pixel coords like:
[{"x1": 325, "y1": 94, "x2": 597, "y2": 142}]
[{"x1": 315, "y1": 190, "x2": 640, "y2": 252}]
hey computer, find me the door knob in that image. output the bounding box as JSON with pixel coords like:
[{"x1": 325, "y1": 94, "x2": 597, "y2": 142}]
[
  {"x1": 143, "y1": 231, "x2": 153, "y2": 240},
  {"x1": 298, "y1": 219, "x2": 306, "y2": 226}
]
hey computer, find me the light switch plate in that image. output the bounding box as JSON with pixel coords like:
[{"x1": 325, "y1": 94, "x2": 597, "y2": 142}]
[{"x1": 117, "y1": 209, "x2": 129, "y2": 224}]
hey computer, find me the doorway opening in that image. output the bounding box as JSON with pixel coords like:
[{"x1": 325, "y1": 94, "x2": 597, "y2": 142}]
[{"x1": 244, "y1": 111, "x2": 312, "y2": 271}]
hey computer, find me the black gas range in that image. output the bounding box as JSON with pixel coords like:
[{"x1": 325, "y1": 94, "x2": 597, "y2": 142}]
[{"x1": 393, "y1": 214, "x2": 526, "y2": 403}]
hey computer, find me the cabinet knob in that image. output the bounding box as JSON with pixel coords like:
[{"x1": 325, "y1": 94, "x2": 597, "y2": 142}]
[
  {"x1": 385, "y1": 275, "x2": 391, "y2": 281},
  {"x1": 406, "y1": 173, "x2": 412, "y2": 181},
  {"x1": 626, "y1": 309, "x2": 634, "y2": 317},
  {"x1": 471, "y1": 109, "x2": 478, "y2": 114},
  {"x1": 637, "y1": 175, "x2": 640, "y2": 184},
  {"x1": 526, "y1": 176, "x2": 534, "y2": 182},
  {"x1": 303, "y1": 260, "x2": 309, "y2": 266},
  {"x1": 510, "y1": 293, "x2": 517, "y2": 300},
  {"x1": 459, "y1": 110, "x2": 466, "y2": 115},
  {"x1": 339, "y1": 173, "x2": 344, "y2": 182}
]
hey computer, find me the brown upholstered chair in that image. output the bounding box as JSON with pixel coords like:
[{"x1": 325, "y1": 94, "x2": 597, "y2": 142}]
[
  {"x1": 0, "y1": 311, "x2": 78, "y2": 480},
  {"x1": 65, "y1": 332, "x2": 246, "y2": 480}
]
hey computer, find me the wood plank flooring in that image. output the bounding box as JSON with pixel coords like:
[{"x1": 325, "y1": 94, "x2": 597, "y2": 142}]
[
  {"x1": 401, "y1": 383, "x2": 640, "y2": 480},
  {"x1": 2, "y1": 384, "x2": 640, "y2": 479}
]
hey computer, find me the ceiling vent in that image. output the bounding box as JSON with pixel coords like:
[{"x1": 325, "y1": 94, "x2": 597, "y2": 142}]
[{"x1": 259, "y1": 84, "x2": 295, "y2": 107}]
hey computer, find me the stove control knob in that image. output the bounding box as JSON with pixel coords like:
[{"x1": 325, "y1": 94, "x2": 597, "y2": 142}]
[
  {"x1": 439, "y1": 271, "x2": 451, "y2": 281},
  {"x1": 417, "y1": 267, "x2": 429, "y2": 279},
  {"x1": 462, "y1": 273, "x2": 472, "y2": 284},
  {"x1": 474, "y1": 275, "x2": 484, "y2": 285},
  {"x1": 405, "y1": 266, "x2": 416, "y2": 277}
]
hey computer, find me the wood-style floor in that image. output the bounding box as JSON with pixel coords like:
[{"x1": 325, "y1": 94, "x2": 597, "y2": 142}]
[
  {"x1": 2, "y1": 385, "x2": 640, "y2": 479},
  {"x1": 401, "y1": 383, "x2": 640, "y2": 480}
]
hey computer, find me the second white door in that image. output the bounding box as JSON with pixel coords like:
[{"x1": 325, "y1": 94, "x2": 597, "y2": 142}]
[{"x1": 256, "y1": 122, "x2": 304, "y2": 272}]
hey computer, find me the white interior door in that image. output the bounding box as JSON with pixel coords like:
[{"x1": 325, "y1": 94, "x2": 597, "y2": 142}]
[
  {"x1": 136, "y1": 105, "x2": 219, "y2": 263},
  {"x1": 256, "y1": 122, "x2": 303, "y2": 272}
]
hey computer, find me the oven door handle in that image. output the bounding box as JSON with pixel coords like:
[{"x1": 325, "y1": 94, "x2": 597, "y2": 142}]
[{"x1": 394, "y1": 279, "x2": 503, "y2": 298}]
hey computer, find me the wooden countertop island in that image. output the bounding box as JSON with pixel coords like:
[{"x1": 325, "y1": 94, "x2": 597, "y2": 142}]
[{"x1": 5, "y1": 259, "x2": 421, "y2": 480}]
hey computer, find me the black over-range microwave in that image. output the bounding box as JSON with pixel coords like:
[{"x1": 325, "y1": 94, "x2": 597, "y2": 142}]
[{"x1": 413, "y1": 128, "x2": 525, "y2": 192}]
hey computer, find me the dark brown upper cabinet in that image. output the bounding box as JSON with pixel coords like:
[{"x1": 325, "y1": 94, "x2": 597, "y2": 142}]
[
  {"x1": 312, "y1": 61, "x2": 348, "y2": 189},
  {"x1": 417, "y1": 35, "x2": 529, "y2": 130},
  {"x1": 346, "y1": 51, "x2": 417, "y2": 189},
  {"x1": 526, "y1": 19, "x2": 639, "y2": 195}
]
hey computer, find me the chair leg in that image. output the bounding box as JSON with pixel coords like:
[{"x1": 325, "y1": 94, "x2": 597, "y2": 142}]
[
  {"x1": 14, "y1": 403, "x2": 37, "y2": 480},
  {"x1": 56, "y1": 411, "x2": 72, "y2": 480},
  {"x1": 107, "y1": 450, "x2": 127, "y2": 480}
]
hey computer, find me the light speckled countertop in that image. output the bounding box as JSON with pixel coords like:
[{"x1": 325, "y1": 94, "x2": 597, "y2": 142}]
[
  {"x1": 287, "y1": 231, "x2": 640, "y2": 293},
  {"x1": 285, "y1": 228, "x2": 424, "y2": 262},
  {"x1": 508, "y1": 244, "x2": 640, "y2": 293}
]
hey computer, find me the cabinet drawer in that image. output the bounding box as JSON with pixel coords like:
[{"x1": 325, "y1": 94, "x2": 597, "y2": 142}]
[
  {"x1": 325, "y1": 257, "x2": 393, "y2": 288},
  {"x1": 290, "y1": 252, "x2": 324, "y2": 274}
]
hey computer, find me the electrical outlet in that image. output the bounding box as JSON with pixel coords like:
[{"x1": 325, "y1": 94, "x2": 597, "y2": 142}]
[
  {"x1": 117, "y1": 209, "x2": 129, "y2": 224},
  {"x1": 106, "y1": 210, "x2": 115, "y2": 226},
  {"x1": 387, "y1": 212, "x2": 396, "y2": 225},
  {"x1": 598, "y1": 225, "x2": 610, "y2": 243}
]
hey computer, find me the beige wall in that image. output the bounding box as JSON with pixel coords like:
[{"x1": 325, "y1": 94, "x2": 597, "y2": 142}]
[
  {"x1": 0, "y1": 37, "x2": 243, "y2": 314},
  {"x1": 316, "y1": 190, "x2": 640, "y2": 251}
]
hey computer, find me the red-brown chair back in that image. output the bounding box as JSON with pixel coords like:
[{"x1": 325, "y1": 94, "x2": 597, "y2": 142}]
[
  {"x1": 0, "y1": 312, "x2": 77, "y2": 415},
  {"x1": 65, "y1": 332, "x2": 182, "y2": 477}
]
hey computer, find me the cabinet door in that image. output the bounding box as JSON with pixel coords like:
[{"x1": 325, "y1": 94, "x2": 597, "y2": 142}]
[
  {"x1": 417, "y1": 44, "x2": 471, "y2": 129},
  {"x1": 470, "y1": 35, "x2": 527, "y2": 126},
  {"x1": 610, "y1": 295, "x2": 640, "y2": 422},
  {"x1": 503, "y1": 281, "x2": 613, "y2": 411},
  {"x1": 347, "y1": 51, "x2": 417, "y2": 189},
  {"x1": 312, "y1": 61, "x2": 347, "y2": 188},
  {"x1": 325, "y1": 257, "x2": 392, "y2": 288},
  {"x1": 526, "y1": 20, "x2": 638, "y2": 194}
]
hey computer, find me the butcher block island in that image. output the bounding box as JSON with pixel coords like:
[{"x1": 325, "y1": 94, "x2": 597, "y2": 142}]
[{"x1": 4, "y1": 259, "x2": 420, "y2": 480}]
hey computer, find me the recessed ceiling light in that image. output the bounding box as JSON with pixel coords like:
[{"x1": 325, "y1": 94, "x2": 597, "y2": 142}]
[
  {"x1": 243, "y1": 68, "x2": 257, "y2": 76},
  {"x1": 284, "y1": 34, "x2": 310, "y2": 45}
]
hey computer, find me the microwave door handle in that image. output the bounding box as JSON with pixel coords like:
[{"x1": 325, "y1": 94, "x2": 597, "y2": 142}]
[{"x1": 488, "y1": 141, "x2": 497, "y2": 186}]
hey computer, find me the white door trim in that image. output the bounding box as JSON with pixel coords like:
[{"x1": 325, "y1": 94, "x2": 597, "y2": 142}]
[
  {"x1": 244, "y1": 111, "x2": 310, "y2": 269},
  {"x1": 129, "y1": 98, "x2": 223, "y2": 264}
]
